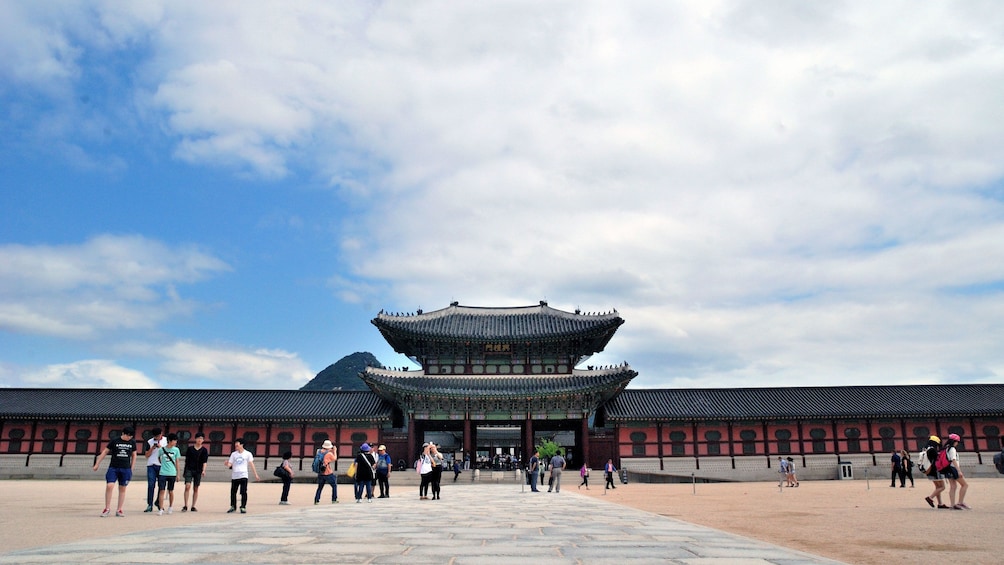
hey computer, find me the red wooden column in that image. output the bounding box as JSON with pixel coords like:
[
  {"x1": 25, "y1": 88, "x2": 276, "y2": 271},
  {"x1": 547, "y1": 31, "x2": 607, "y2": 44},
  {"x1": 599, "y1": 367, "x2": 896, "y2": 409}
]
[
  {"x1": 580, "y1": 416, "x2": 590, "y2": 467},
  {"x1": 523, "y1": 417, "x2": 534, "y2": 461},
  {"x1": 407, "y1": 414, "x2": 416, "y2": 465},
  {"x1": 464, "y1": 417, "x2": 473, "y2": 460}
]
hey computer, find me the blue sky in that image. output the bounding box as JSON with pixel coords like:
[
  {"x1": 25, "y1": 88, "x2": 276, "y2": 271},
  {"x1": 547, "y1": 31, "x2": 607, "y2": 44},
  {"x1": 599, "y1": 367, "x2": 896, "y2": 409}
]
[{"x1": 2, "y1": 2, "x2": 1003, "y2": 390}]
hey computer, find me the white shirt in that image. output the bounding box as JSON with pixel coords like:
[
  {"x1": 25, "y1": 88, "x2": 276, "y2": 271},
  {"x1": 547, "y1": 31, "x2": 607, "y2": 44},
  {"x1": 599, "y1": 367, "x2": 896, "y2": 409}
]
[
  {"x1": 146, "y1": 436, "x2": 167, "y2": 466},
  {"x1": 229, "y1": 449, "x2": 254, "y2": 479}
]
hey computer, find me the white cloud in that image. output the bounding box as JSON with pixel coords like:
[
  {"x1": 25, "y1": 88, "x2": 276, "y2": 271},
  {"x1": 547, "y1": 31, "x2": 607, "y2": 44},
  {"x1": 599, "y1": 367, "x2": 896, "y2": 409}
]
[
  {"x1": 4, "y1": 2, "x2": 1004, "y2": 388},
  {"x1": 0, "y1": 234, "x2": 230, "y2": 339},
  {"x1": 152, "y1": 341, "x2": 314, "y2": 389},
  {"x1": 22, "y1": 359, "x2": 159, "y2": 388}
]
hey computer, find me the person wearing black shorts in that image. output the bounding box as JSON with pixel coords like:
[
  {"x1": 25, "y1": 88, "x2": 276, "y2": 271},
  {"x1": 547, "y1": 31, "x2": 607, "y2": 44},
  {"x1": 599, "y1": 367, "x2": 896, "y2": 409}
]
[{"x1": 182, "y1": 432, "x2": 208, "y2": 512}]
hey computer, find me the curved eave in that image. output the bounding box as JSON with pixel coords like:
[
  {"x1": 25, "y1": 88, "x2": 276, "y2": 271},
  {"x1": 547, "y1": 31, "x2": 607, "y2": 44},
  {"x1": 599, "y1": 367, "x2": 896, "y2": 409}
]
[
  {"x1": 371, "y1": 303, "x2": 624, "y2": 352},
  {"x1": 361, "y1": 366, "x2": 636, "y2": 399}
]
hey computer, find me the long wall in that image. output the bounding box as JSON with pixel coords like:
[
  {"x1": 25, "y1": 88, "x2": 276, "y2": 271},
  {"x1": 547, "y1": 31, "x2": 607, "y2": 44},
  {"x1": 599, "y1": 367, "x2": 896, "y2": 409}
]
[
  {"x1": 0, "y1": 419, "x2": 383, "y2": 478},
  {"x1": 615, "y1": 416, "x2": 1004, "y2": 480},
  {"x1": 4, "y1": 416, "x2": 1003, "y2": 481},
  {"x1": 616, "y1": 417, "x2": 1004, "y2": 458}
]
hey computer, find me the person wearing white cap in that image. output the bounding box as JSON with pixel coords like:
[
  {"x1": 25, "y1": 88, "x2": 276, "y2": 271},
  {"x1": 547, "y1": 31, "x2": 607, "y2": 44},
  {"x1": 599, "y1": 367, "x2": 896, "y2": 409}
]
[
  {"x1": 429, "y1": 443, "x2": 445, "y2": 500},
  {"x1": 313, "y1": 439, "x2": 339, "y2": 504},
  {"x1": 375, "y1": 445, "x2": 392, "y2": 498},
  {"x1": 417, "y1": 443, "x2": 434, "y2": 500}
]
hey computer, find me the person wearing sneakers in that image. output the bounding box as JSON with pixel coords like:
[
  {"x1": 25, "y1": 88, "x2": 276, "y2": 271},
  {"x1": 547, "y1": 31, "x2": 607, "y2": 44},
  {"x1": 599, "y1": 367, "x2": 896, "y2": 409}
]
[
  {"x1": 181, "y1": 432, "x2": 208, "y2": 512},
  {"x1": 919, "y1": 435, "x2": 948, "y2": 509},
  {"x1": 375, "y1": 445, "x2": 392, "y2": 498},
  {"x1": 93, "y1": 426, "x2": 136, "y2": 517},
  {"x1": 943, "y1": 433, "x2": 970, "y2": 510},
  {"x1": 225, "y1": 439, "x2": 260, "y2": 514},
  {"x1": 156, "y1": 433, "x2": 181, "y2": 515},
  {"x1": 144, "y1": 428, "x2": 167, "y2": 512},
  {"x1": 353, "y1": 443, "x2": 377, "y2": 503},
  {"x1": 278, "y1": 450, "x2": 295, "y2": 505},
  {"x1": 314, "y1": 439, "x2": 339, "y2": 505}
]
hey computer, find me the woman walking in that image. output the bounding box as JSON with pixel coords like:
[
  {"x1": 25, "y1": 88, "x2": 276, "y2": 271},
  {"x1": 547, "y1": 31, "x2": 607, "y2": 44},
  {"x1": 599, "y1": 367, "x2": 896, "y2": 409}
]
[
  {"x1": 278, "y1": 451, "x2": 294, "y2": 504},
  {"x1": 920, "y1": 435, "x2": 947, "y2": 509},
  {"x1": 604, "y1": 459, "x2": 617, "y2": 490},
  {"x1": 578, "y1": 463, "x2": 590, "y2": 489},
  {"x1": 943, "y1": 434, "x2": 970, "y2": 509}
]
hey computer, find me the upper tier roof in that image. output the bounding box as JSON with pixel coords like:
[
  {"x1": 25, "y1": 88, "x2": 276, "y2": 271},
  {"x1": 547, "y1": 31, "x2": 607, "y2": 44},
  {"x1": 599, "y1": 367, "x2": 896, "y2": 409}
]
[{"x1": 372, "y1": 302, "x2": 624, "y2": 352}]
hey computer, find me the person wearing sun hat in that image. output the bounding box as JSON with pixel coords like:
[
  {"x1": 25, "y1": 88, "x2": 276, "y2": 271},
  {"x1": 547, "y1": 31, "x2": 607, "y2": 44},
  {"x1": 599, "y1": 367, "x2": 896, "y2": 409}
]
[
  {"x1": 353, "y1": 443, "x2": 377, "y2": 503},
  {"x1": 313, "y1": 439, "x2": 339, "y2": 505},
  {"x1": 943, "y1": 433, "x2": 970, "y2": 510},
  {"x1": 375, "y1": 444, "x2": 392, "y2": 498}
]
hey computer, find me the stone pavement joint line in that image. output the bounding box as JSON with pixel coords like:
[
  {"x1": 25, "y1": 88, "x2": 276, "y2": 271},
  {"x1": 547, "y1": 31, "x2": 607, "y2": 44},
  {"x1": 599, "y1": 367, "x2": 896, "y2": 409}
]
[{"x1": 1, "y1": 485, "x2": 844, "y2": 564}]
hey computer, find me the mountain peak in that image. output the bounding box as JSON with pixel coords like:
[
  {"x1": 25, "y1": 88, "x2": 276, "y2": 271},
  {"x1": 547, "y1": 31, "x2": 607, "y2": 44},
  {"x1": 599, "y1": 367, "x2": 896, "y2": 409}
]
[{"x1": 300, "y1": 352, "x2": 383, "y2": 391}]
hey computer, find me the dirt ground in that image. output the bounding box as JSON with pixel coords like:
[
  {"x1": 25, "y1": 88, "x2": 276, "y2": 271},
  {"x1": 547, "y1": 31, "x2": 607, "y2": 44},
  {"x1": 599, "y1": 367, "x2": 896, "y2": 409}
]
[
  {"x1": 1, "y1": 477, "x2": 1002, "y2": 563},
  {"x1": 580, "y1": 476, "x2": 1004, "y2": 564}
]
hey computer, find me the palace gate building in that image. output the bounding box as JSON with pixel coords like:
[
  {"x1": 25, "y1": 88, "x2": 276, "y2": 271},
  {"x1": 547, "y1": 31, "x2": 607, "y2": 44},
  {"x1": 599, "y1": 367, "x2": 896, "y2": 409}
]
[{"x1": 2, "y1": 301, "x2": 1004, "y2": 481}]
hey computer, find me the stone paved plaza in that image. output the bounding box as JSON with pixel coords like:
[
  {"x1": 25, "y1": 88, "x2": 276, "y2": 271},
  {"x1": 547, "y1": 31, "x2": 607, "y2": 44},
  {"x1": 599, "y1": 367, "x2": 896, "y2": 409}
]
[{"x1": 0, "y1": 483, "x2": 842, "y2": 564}]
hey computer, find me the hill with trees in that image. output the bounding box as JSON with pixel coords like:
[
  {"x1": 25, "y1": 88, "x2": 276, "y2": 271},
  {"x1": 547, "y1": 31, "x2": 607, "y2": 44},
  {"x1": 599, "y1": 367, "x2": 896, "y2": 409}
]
[{"x1": 299, "y1": 351, "x2": 382, "y2": 391}]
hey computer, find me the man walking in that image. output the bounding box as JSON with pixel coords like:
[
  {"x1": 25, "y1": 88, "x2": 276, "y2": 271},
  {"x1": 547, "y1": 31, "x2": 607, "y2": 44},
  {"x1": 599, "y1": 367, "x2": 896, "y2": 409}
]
[
  {"x1": 182, "y1": 432, "x2": 208, "y2": 512},
  {"x1": 224, "y1": 439, "x2": 260, "y2": 513},
  {"x1": 144, "y1": 427, "x2": 166, "y2": 512},
  {"x1": 314, "y1": 439, "x2": 339, "y2": 504},
  {"x1": 548, "y1": 451, "x2": 566, "y2": 493},
  {"x1": 93, "y1": 426, "x2": 136, "y2": 517}
]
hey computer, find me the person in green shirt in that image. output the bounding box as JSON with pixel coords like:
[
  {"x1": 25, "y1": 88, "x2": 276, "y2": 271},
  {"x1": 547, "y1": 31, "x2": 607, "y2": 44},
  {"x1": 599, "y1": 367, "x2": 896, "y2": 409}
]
[{"x1": 156, "y1": 433, "x2": 181, "y2": 515}]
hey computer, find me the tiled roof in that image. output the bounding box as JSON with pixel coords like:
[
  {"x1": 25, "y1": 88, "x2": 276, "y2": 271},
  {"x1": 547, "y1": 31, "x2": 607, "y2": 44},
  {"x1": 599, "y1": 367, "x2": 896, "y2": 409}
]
[
  {"x1": 362, "y1": 365, "x2": 637, "y2": 398},
  {"x1": 372, "y1": 302, "x2": 624, "y2": 349},
  {"x1": 0, "y1": 389, "x2": 393, "y2": 422},
  {"x1": 605, "y1": 384, "x2": 1004, "y2": 420}
]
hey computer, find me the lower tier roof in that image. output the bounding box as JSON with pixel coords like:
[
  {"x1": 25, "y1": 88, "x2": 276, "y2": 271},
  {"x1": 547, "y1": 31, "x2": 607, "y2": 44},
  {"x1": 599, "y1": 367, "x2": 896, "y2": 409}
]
[
  {"x1": 1, "y1": 383, "x2": 1002, "y2": 422},
  {"x1": 605, "y1": 384, "x2": 1004, "y2": 420},
  {"x1": 0, "y1": 389, "x2": 393, "y2": 422}
]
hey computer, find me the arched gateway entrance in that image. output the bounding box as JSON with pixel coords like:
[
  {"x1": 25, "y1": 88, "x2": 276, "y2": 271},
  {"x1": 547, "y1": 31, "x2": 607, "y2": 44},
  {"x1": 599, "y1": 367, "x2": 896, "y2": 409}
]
[{"x1": 361, "y1": 302, "x2": 636, "y2": 469}]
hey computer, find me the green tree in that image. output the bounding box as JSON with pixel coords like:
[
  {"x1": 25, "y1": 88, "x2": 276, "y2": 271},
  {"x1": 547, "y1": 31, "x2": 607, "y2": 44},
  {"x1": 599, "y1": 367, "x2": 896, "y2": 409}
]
[{"x1": 536, "y1": 439, "x2": 565, "y2": 465}]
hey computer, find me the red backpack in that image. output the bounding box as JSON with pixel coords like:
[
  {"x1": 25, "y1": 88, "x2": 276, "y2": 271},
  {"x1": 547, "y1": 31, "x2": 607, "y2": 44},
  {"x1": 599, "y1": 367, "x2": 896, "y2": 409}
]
[{"x1": 934, "y1": 448, "x2": 952, "y2": 472}]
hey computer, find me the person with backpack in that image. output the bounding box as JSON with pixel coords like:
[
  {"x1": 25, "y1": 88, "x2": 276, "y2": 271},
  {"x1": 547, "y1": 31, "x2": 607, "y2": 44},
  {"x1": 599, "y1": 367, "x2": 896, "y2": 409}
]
[
  {"x1": 919, "y1": 435, "x2": 947, "y2": 509},
  {"x1": 313, "y1": 439, "x2": 339, "y2": 505},
  {"x1": 277, "y1": 450, "x2": 294, "y2": 505},
  {"x1": 942, "y1": 433, "x2": 970, "y2": 510},
  {"x1": 375, "y1": 445, "x2": 393, "y2": 497}
]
